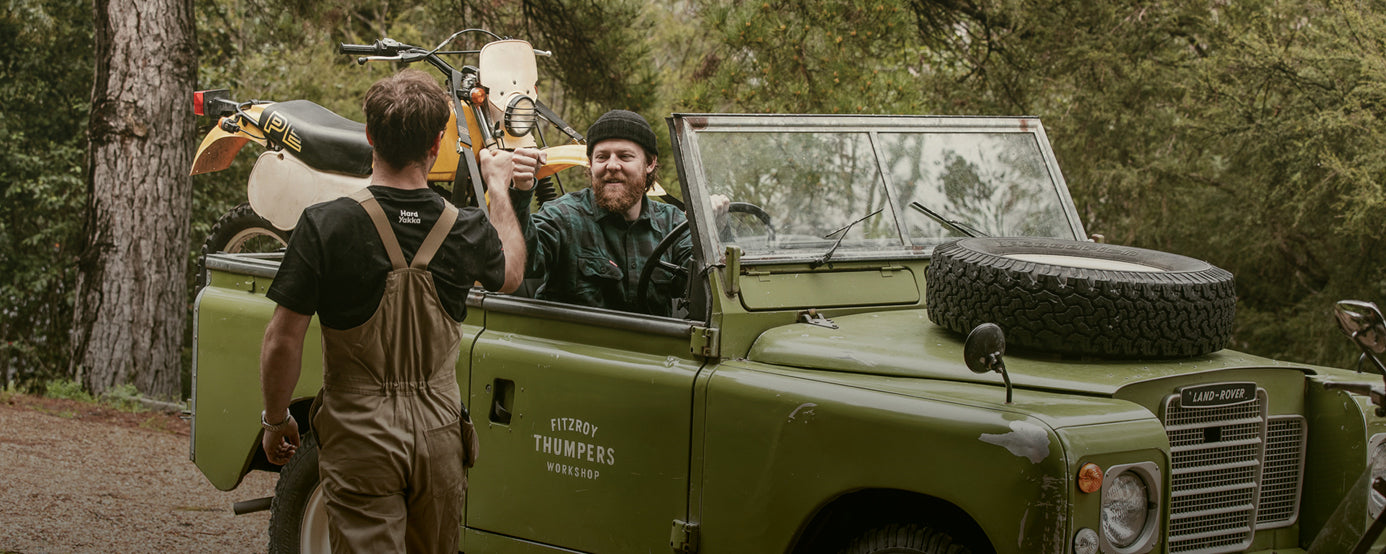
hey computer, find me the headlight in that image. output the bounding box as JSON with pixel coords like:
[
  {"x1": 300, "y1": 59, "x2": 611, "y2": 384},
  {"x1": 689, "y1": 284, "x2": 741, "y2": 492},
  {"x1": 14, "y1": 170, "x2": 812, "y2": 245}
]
[
  {"x1": 1100, "y1": 462, "x2": 1161, "y2": 554},
  {"x1": 1102, "y1": 473, "x2": 1147, "y2": 547},
  {"x1": 503, "y1": 95, "x2": 537, "y2": 137},
  {"x1": 1369, "y1": 433, "x2": 1386, "y2": 518}
]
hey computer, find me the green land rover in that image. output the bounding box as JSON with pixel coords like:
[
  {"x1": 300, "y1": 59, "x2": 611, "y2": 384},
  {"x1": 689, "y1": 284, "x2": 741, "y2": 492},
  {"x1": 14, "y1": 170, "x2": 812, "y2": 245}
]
[{"x1": 191, "y1": 114, "x2": 1386, "y2": 553}]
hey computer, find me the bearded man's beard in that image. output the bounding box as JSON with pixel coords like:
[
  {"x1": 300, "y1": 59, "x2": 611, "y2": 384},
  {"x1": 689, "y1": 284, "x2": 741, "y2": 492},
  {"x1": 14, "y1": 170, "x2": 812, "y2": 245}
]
[{"x1": 592, "y1": 170, "x2": 647, "y2": 214}]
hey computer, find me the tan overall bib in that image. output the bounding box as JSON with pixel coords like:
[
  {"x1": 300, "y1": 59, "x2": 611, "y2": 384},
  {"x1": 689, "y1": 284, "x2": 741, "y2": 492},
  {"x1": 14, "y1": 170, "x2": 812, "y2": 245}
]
[{"x1": 313, "y1": 188, "x2": 465, "y2": 553}]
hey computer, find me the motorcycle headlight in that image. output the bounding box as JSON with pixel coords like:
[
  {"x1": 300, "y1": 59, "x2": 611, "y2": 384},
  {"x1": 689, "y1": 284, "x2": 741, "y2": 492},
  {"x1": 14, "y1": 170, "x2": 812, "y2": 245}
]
[
  {"x1": 1369, "y1": 433, "x2": 1386, "y2": 518},
  {"x1": 1100, "y1": 462, "x2": 1161, "y2": 554},
  {"x1": 503, "y1": 95, "x2": 538, "y2": 137}
]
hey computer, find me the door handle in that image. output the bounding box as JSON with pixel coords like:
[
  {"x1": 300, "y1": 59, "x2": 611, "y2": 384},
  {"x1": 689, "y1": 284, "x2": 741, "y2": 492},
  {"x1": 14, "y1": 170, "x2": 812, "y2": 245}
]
[{"x1": 489, "y1": 378, "x2": 514, "y2": 425}]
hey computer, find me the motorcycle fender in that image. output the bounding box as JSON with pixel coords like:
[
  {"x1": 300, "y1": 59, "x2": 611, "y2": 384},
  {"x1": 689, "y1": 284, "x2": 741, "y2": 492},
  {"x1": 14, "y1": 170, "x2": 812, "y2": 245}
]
[
  {"x1": 190, "y1": 106, "x2": 270, "y2": 176},
  {"x1": 247, "y1": 151, "x2": 369, "y2": 231},
  {"x1": 536, "y1": 143, "x2": 588, "y2": 180}
]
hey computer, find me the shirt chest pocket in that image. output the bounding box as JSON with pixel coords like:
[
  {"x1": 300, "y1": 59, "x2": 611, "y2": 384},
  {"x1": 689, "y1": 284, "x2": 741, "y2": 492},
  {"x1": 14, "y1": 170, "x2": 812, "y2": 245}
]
[{"x1": 577, "y1": 255, "x2": 625, "y2": 282}]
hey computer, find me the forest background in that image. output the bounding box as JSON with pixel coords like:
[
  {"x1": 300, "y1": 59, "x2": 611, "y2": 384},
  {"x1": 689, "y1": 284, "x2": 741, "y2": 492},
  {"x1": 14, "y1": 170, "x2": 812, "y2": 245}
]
[{"x1": 3, "y1": 0, "x2": 1386, "y2": 398}]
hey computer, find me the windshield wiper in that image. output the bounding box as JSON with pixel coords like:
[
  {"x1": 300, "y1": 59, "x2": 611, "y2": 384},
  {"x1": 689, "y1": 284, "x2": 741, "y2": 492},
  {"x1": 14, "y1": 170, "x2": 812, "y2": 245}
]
[
  {"x1": 810, "y1": 208, "x2": 883, "y2": 269},
  {"x1": 909, "y1": 201, "x2": 987, "y2": 238}
]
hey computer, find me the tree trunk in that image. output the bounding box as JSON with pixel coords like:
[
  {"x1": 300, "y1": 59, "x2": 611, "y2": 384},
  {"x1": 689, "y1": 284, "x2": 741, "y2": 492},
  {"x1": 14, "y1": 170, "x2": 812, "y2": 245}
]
[{"x1": 71, "y1": 0, "x2": 197, "y2": 399}]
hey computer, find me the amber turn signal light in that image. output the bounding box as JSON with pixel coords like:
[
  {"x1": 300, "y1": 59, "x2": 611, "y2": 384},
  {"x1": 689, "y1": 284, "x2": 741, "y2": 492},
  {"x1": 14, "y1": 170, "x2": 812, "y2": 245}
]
[
  {"x1": 469, "y1": 87, "x2": 488, "y2": 105},
  {"x1": 1078, "y1": 463, "x2": 1103, "y2": 493}
]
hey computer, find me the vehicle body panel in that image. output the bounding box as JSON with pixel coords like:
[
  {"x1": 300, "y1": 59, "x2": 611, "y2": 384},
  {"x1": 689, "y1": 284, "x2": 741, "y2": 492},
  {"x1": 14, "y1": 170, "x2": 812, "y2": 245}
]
[
  {"x1": 189, "y1": 113, "x2": 1386, "y2": 553},
  {"x1": 463, "y1": 297, "x2": 700, "y2": 552}
]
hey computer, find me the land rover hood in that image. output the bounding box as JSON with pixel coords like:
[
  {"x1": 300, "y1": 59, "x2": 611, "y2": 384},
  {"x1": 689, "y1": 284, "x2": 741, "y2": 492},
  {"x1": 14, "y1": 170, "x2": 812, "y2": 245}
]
[{"x1": 746, "y1": 309, "x2": 1310, "y2": 395}]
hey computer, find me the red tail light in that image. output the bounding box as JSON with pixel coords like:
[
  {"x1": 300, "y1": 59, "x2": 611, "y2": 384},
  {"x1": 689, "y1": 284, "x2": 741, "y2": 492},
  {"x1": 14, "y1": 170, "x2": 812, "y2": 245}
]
[{"x1": 194, "y1": 89, "x2": 233, "y2": 118}]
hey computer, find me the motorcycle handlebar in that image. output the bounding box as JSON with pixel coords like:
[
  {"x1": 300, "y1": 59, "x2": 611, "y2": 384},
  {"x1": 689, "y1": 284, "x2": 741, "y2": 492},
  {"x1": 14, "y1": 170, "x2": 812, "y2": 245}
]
[
  {"x1": 338, "y1": 39, "x2": 413, "y2": 57},
  {"x1": 338, "y1": 42, "x2": 380, "y2": 55}
]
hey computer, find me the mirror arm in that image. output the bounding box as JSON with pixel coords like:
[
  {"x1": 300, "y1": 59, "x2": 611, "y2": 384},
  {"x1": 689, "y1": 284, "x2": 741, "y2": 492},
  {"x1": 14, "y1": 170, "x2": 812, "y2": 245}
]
[
  {"x1": 1356, "y1": 347, "x2": 1386, "y2": 375},
  {"x1": 996, "y1": 358, "x2": 1012, "y2": 404}
]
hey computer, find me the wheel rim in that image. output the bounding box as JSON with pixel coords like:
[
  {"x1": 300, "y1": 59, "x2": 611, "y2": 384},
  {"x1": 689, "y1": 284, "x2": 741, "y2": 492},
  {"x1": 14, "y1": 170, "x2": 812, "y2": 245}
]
[
  {"x1": 224, "y1": 227, "x2": 287, "y2": 253},
  {"x1": 300, "y1": 483, "x2": 332, "y2": 553},
  {"x1": 1003, "y1": 253, "x2": 1163, "y2": 272}
]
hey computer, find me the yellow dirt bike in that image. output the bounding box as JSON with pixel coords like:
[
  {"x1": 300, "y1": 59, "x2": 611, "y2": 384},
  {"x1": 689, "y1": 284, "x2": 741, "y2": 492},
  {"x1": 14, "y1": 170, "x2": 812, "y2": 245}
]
[{"x1": 190, "y1": 29, "x2": 587, "y2": 255}]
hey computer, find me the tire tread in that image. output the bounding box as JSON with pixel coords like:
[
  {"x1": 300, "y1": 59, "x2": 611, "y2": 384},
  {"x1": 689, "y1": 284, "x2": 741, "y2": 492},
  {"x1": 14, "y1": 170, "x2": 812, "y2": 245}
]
[
  {"x1": 926, "y1": 238, "x2": 1236, "y2": 358},
  {"x1": 268, "y1": 432, "x2": 319, "y2": 554},
  {"x1": 840, "y1": 523, "x2": 973, "y2": 554}
]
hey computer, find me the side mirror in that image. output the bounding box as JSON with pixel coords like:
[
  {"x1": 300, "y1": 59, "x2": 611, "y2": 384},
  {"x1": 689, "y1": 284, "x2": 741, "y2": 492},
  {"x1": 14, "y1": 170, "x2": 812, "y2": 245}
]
[
  {"x1": 964, "y1": 323, "x2": 1013, "y2": 404},
  {"x1": 1337, "y1": 300, "x2": 1386, "y2": 355}
]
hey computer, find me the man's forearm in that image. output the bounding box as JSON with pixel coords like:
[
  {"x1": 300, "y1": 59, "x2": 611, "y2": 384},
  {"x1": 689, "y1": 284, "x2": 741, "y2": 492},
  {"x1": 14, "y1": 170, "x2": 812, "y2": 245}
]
[
  {"x1": 260, "y1": 306, "x2": 309, "y2": 420},
  {"x1": 487, "y1": 189, "x2": 527, "y2": 293}
]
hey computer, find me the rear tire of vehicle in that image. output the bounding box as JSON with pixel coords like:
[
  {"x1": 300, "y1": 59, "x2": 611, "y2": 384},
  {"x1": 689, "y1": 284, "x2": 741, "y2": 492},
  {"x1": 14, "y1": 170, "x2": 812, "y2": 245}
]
[
  {"x1": 839, "y1": 523, "x2": 975, "y2": 554},
  {"x1": 926, "y1": 237, "x2": 1236, "y2": 358},
  {"x1": 268, "y1": 433, "x2": 330, "y2": 554}
]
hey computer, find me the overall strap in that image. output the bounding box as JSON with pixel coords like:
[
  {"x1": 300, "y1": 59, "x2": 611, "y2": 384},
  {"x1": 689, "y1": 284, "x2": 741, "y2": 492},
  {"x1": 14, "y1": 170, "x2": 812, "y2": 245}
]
[
  {"x1": 349, "y1": 187, "x2": 408, "y2": 270},
  {"x1": 411, "y1": 202, "x2": 459, "y2": 270}
]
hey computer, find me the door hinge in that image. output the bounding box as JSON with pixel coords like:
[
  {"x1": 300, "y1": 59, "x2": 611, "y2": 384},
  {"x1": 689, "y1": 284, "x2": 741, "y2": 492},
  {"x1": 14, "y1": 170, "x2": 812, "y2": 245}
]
[
  {"x1": 671, "y1": 519, "x2": 700, "y2": 553},
  {"x1": 690, "y1": 326, "x2": 720, "y2": 358},
  {"x1": 797, "y1": 308, "x2": 838, "y2": 329}
]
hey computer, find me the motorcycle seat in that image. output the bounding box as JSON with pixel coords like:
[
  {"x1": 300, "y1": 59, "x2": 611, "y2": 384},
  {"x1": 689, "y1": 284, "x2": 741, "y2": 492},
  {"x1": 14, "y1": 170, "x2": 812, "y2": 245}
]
[{"x1": 259, "y1": 100, "x2": 373, "y2": 176}]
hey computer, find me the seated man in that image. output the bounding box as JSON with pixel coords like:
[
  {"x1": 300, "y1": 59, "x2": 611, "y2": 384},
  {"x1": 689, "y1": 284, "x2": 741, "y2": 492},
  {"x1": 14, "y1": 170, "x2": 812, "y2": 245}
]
[{"x1": 507, "y1": 109, "x2": 703, "y2": 316}]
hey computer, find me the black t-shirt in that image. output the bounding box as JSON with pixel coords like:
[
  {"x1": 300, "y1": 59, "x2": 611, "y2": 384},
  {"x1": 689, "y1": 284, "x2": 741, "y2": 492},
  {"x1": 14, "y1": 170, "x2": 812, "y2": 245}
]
[{"x1": 266, "y1": 186, "x2": 506, "y2": 330}]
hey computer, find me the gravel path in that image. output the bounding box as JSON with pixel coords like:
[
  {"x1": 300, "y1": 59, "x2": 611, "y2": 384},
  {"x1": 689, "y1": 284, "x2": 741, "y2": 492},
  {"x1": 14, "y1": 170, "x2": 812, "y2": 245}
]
[{"x1": 0, "y1": 395, "x2": 277, "y2": 553}]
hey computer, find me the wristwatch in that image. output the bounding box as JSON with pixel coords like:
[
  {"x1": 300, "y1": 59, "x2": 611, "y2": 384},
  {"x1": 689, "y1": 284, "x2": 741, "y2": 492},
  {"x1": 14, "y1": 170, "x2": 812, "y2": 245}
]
[{"x1": 261, "y1": 410, "x2": 294, "y2": 432}]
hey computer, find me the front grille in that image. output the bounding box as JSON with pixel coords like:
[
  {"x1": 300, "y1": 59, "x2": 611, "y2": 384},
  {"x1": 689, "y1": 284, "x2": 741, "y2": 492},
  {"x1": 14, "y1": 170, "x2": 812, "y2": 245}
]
[
  {"x1": 1257, "y1": 416, "x2": 1306, "y2": 527},
  {"x1": 1163, "y1": 389, "x2": 1267, "y2": 554}
]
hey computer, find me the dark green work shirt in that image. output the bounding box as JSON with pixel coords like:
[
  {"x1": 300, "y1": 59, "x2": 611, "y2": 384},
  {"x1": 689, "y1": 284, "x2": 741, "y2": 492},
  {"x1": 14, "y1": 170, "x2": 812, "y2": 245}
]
[{"x1": 510, "y1": 187, "x2": 692, "y2": 317}]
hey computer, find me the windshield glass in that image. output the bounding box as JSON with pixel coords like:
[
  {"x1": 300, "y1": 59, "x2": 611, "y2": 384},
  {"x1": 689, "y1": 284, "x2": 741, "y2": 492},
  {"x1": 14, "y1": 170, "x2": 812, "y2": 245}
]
[
  {"x1": 684, "y1": 117, "x2": 1080, "y2": 263},
  {"x1": 698, "y1": 132, "x2": 901, "y2": 255},
  {"x1": 879, "y1": 132, "x2": 1070, "y2": 241}
]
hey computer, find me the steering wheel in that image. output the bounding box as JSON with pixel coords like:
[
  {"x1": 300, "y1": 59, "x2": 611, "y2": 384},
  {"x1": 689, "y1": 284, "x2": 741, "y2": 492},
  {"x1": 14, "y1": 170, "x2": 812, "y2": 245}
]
[{"x1": 635, "y1": 202, "x2": 774, "y2": 313}]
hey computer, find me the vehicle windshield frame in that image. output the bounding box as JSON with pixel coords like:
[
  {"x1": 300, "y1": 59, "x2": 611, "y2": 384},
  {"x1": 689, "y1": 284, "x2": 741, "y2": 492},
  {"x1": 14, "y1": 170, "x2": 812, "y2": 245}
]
[{"x1": 668, "y1": 113, "x2": 1087, "y2": 272}]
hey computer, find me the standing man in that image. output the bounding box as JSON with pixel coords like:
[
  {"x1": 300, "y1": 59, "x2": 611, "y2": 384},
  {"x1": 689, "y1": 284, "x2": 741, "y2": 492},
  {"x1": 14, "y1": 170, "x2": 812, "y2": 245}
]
[
  {"x1": 508, "y1": 109, "x2": 722, "y2": 316},
  {"x1": 258, "y1": 68, "x2": 531, "y2": 552}
]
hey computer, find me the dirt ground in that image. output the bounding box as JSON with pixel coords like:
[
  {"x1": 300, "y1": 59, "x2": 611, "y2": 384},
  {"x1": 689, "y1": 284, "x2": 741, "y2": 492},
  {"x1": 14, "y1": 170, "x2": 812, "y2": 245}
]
[{"x1": 0, "y1": 394, "x2": 278, "y2": 553}]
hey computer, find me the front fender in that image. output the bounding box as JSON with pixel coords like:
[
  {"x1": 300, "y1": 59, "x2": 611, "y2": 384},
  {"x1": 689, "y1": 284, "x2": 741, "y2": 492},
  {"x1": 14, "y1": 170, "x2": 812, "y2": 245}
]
[{"x1": 696, "y1": 362, "x2": 1167, "y2": 554}]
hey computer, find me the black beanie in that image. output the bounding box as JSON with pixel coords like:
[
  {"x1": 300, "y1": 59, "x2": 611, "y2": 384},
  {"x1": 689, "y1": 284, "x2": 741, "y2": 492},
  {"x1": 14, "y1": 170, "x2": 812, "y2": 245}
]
[{"x1": 586, "y1": 109, "x2": 658, "y2": 159}]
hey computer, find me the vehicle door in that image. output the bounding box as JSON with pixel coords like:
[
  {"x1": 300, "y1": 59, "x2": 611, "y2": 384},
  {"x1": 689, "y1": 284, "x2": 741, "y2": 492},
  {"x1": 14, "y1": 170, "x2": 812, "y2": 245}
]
[{"x1": 463, "y1": 295, "x2": 703, "y2": 553}]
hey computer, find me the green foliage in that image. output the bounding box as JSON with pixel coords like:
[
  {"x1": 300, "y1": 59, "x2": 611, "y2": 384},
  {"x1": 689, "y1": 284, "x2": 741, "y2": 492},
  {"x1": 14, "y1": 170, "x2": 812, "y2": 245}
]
[
  {"x1": 100, "y1": 383, "x2": 147, "y2": 412},
  {"x1": 0, "y1": 380, "x2": 22, "y2": 404},
  {"x1": 5, "y1": 0, "x2": 1385, "y2": 374},
  {"x1": 0, "y1": 0, "x2": 92, "y2": 385},
  {"x1": 980, "y1": 0, "x2": 1386, "y2": 365},
  {"x1": 677, "y1": 0, "x2": 1386, "y2": 365},
  {"x1": 44, "y1": 379, "x2": 93, "y2": 403},
  {"x1": 40, "y1": 379, "x2": 146, "y2": 411},
  {"x1": 682, "y1": 0, "x2": 920, "y2": 113}
]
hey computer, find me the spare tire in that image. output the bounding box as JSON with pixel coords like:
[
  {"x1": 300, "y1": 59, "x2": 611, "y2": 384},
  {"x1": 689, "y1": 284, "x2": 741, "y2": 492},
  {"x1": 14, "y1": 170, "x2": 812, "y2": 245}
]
[{"x1": 926, "y1": 237, "x2": 1236, "y2": 358}]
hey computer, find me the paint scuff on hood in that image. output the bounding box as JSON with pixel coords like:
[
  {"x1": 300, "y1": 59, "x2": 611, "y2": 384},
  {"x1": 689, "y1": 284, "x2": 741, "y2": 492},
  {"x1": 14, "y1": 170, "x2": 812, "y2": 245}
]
[{"x1": 980, "y1": 420, "x2": 1050, "y2": 464}]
